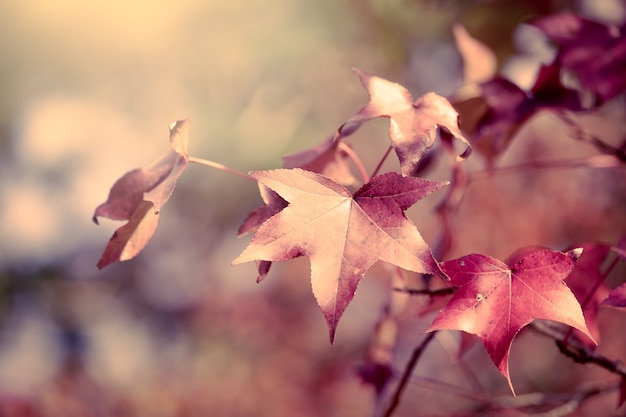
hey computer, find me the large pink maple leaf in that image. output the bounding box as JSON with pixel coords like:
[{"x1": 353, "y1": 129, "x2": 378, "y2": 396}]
[{"x1": 233, "y1": 169, "x2": 448, "y2": 342}]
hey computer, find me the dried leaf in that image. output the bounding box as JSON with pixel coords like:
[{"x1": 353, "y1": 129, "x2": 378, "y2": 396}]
[{"x1": 94, "y1": 119, "x2": 189, "y2": 268}]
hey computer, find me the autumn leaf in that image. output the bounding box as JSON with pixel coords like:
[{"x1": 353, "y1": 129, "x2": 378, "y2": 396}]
[
  {"x1": 428, "y1": 248, "x2": 595, "y2": 393},
  {"x1": 282, "y1": 135, "x2": 356, "y2": 186},
  {"x1": 343, "y1": 69, "x2": 471, "y2": 176},
  {"x1": 93, "y1": 119, "x2": 190, "y2": 269},
  {"x1": 237, "y1": 184, "x2": 288, "y2": 237},
  {"x1": 233, "y1": 169, "x2": 448, "y2": 342},
  {"x1": 452, "y1": 23, "x2": 497, "y2": 86},
  {"x1": 453, "y1": 62, "x2": 583, "y2": 163},
  {"x1": 563, "y1": 242, "x2": 612, "y2": 345},
  {"x1": 236, "y1": 183, "x2": 289, "y2": 281},
  {"x1": 602, "y1": 284, "x2": 626, "y2": 308},
  {"x1": 283, "y1": 70, "x2": 470, "y2": 179},
  {"x1": 530, "y1": 11, "x2": 626, "y2": 104}
]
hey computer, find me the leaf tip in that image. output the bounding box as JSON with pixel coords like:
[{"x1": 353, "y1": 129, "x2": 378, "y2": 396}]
[
  {"x1": 96, "y1": 256, "x2": 109, "y2": 270},
  {"x1": 328, "y1": 327, "x2": 336, "y2": 345},
  {"x1": 169, "y1": 118, "x2": 189, "y2": 132},
  {"x1": 569, "y1": 247, "x2": 584, "y2": 261}
]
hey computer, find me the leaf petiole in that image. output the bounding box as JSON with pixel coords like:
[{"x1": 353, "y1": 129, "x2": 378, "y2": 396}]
[
  {"x1": 188, "y1": 156, "x2": 256, "y2": 182},
  {"x1": 338, "y1": 142, "x2": 370, "y2": 183},
  {"x1": 371, "y1": 145, "x2": 393, "y2": 178}
]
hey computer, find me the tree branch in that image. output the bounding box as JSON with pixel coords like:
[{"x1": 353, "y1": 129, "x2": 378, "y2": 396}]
[
  {"x1": 381, "y1": 331, "x2": 437, "y2": 417},
  {"x1": 490, "y1": 382, "x2": 618, "y2": 417},
  {"x1": 530, "y1": 321, "x2": 626, "y2": 378},
  {"x1": 392, "y1": 286, "x2": 455, "y2": 296}
]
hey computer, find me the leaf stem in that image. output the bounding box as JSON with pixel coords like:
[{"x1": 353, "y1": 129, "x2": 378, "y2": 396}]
[
  {"x1": 381, "y1": 331, "x2": 437, "y2": 417},
  {"x1": 188, "y1": 156, "x2": 256, "y2": 182},
  {"x1": 338, "y1": 142, "x2": 370, "y2": 183},
  {"x1": 371, "y1": 145, "x2": 393, "y2": 178}
]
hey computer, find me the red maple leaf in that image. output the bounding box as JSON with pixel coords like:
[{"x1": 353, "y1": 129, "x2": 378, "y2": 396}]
[
  {"x1": 428, "y1": 248, "x2": 595, "y2": 393},
  {"x1": 233, "y1": 169, "x2": 448, "y2": 341},
  {"x1": 452, "y1": 62, "x2": 583, "y2": 163},
  {"x1": 530, "y1": 11, "x2": 626, "y2": 104},
  {"x1": 603, "y1": 284, "x2": 626, "y2": 308},
  {"x1": 93, "y1": 119, "x2": 189, "y2": 269}
]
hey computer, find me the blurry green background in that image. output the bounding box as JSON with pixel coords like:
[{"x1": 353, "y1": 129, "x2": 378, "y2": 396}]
[{"x1": 1, "y1": 0, "x2": 625, "y2": 416}]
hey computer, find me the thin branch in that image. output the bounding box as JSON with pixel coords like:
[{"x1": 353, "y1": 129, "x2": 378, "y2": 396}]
[
  {"x1": 381, "y1": 331, "x2": 437, "y2": 417},
  {"x1": 556, "y1": 111, "x2": 626, "y2": 162},
  {"x1": 393, "y1": 286, "x2": 456, "y2": 296},
  {"x1": 338, "y1": 142, "x2": 370, "y2": 183},
  {"x1": 530, "y1": 321, "x2": 626, "y2": 379},
  {"x1": 371, "y1": 145, "x2": 393, "y2": 178},
  {"x1": 188, "y1": 156, "x2": 256, "y2": 182},
  {"x1": 491, "y1": 382, "x2": 618, "y2": 417},
  {"x1": 406, "y1": 375, "x2": 487, "y2": 403},
  {"x1": 470, "y1": 155, "x2": 623, "y2": 181}
]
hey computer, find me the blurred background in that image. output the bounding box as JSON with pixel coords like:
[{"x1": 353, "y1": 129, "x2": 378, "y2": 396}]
[{"x1": 0, "y1": 0, "x2": 625, "y2": 416}]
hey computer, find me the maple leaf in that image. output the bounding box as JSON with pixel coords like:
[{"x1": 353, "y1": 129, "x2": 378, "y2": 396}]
[
  {"x1": 452, "y1": 23, "x2": 497, "y2": 86},
  {"x1": 236, "y1": 183, "x2": 288, "y2": 282},
  {"x1": 93, "y1": 119, "x2": 189, "y2": 269},
  {"x1": 453, "y1": 62, "x2": 583, "y2": 163},
  {"x1": 428, "y1": 248, "x2": 595, "y2": 393},
  {"x1": 237, "y1": 184, "x2": 288, "y2": 237},
  {"x1": 602, "y1": 284, "x2": 626, "y2": 308},
  {"x1": 282, "y1": 135, "x2": 356, "y2": 186},
  {"x1": 343, "y1": 69, "x2": 471, "y2": 176},
  {"x1": 530, "y1": 11, "x2": 626, "y2": 104},
  {"x1": 563, "y1": 242, "x2": 612, "y2": 345},
  {"x1": 233, "y1": 168, "x2": 448, "y2": 342}
]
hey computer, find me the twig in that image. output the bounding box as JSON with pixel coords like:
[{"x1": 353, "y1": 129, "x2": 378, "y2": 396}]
[
  {"x1": 470, "y1": 155, "x2": 623, "y2": 180},
  {"x1": 530, "y1": 321, "x2": 626, "y2": 378},
  {"x1": 392, "y1": 286, "x2": 456, "y2": 296},
  {"x1": 491, "y1": 382, "x2": 618, "y2": 417},
  {"x1": 556, "y1": 111, "x2": 626, "y2": 162},
  {"x1": 381, "y1": 331, "x2": 437, "y2": 417}
]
